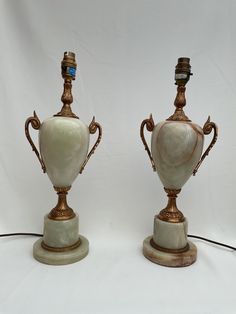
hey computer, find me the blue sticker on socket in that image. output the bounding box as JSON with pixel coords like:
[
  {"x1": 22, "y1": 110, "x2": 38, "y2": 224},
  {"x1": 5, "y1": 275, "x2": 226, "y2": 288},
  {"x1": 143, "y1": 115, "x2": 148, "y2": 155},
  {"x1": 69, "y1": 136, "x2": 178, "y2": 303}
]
[{"x1": 69, "y1": 67, "x2": 76, "y2": 78}]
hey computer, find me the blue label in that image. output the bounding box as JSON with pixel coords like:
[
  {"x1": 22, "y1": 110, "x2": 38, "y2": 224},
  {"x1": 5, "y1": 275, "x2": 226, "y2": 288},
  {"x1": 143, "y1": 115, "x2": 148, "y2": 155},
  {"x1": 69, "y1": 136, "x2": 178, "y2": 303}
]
[{"x1": 69, "y1": 67, "x2": 76, "y2": 78}]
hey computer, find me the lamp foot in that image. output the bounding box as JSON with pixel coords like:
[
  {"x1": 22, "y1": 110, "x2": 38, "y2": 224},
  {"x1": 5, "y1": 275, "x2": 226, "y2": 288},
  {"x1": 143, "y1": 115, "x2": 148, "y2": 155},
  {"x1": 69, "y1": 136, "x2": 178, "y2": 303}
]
[
  {"x1": 33, "y1": 234, "x2": 89, "y2": 265},
  {"x1": 143, "y1": 236, "x2": 197, "y2": 267}
]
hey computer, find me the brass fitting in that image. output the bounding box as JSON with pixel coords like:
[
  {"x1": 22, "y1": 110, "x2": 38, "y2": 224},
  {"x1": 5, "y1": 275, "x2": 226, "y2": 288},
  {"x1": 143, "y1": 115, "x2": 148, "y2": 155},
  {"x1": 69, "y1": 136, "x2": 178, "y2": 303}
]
[
  {"x1": 61, "y1": 51, "x2": 77, "y2": 80},
  {"x1": 175, "y1": 57, "x2": 192, "y2": 86}
]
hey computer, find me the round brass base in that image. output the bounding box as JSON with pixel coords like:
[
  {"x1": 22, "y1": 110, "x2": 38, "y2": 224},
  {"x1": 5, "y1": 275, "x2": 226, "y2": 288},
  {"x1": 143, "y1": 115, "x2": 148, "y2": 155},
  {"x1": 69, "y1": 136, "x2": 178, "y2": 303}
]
[
  {"x1": 33, "y1": 235, "x2": 89, "y2": 265},
  {"x1": 143, "y1": 236, "x2": 197, "y2": 267}
]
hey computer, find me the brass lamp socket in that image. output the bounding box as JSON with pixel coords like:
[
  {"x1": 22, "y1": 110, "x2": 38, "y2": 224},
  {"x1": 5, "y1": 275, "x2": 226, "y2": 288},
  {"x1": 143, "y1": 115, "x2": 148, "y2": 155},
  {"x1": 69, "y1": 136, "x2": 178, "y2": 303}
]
[
  {"x1": 175, "y1": 57, "x2": 193, "y2": 86},
  {"x1": 61, "y1": 51, "x2": 77, "y2": 80}
]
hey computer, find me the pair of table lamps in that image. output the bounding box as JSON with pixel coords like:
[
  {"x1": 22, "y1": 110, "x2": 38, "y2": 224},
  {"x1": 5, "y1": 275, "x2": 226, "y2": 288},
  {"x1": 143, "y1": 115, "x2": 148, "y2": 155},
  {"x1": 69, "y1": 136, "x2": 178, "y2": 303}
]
[{"x1": 25, "y1": 52, "x2": 217, "y2": 266}]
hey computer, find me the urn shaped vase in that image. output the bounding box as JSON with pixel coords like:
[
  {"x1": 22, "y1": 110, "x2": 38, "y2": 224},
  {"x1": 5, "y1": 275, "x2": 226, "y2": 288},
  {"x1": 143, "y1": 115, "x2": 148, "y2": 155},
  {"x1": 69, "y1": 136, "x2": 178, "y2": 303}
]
[
  {"x1": 140, "y1": 57, "x2": 218, "y2": 267},
  {"x1": 25, "y1": 52, "x2": 102, "y2": 265}
]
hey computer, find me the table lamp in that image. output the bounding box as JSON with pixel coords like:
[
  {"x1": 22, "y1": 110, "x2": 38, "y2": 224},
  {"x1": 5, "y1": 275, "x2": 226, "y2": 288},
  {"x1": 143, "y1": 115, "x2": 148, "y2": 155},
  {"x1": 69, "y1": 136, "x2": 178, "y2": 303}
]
[
  {"x1": 25, "y1": 52, "x2": 102, "y2": 265},
  {"x1": 140, "y1": 57, "x2": 218, "y2": 267}
]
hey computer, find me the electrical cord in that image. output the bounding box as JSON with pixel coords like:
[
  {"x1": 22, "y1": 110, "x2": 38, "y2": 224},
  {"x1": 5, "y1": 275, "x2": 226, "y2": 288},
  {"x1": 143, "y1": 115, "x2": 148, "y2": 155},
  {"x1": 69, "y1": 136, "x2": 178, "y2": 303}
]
[
  {"x1": 0, "y1": 232, "x2": 43, "y2": 237},
  {"x1": 187, "y1": 234, "x2": 236, "y2": 251},
  {"x1": 0, "y1": 232, "x2": 235, "y2": 251}
]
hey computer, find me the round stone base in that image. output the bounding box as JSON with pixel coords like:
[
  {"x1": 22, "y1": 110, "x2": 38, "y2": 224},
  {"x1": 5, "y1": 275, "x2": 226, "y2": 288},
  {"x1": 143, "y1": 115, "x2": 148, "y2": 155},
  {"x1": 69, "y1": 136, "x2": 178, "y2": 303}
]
[
  {"x1": 33, "y1": 235, "x2": 89, "y2": 265},
  {"x1": 143, "y1": 236, "x2": 197, "y2": 267}
]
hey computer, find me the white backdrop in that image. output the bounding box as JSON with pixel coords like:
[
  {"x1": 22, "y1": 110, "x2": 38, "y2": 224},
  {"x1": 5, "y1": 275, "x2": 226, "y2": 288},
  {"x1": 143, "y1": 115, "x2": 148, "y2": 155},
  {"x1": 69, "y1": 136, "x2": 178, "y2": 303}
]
[{"x1": 0, "y1": 1, "x2": 236, "y2": 313}]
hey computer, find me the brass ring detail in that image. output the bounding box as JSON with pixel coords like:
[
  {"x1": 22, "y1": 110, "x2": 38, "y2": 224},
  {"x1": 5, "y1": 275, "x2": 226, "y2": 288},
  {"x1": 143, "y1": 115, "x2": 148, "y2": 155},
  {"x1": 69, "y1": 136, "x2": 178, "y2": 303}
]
[
  {"x1": 150, "y1": 238, "x2": 189, "y2": 254},
  {"x1": 41, "y1": 239, "x2": 81, "y2": 252}
]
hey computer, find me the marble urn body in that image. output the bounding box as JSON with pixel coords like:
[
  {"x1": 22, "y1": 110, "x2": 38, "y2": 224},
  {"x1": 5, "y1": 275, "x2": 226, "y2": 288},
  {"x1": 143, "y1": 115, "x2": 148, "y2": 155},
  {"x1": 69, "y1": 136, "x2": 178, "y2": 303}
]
[
  {"x1": 151, "y1": 121, "x2": 204, "y2": 190},
  {"x1": 140, "y1": 57, "x2": 218, "y2": 267},
  {"x1": 39, "y1": 116, "x2": 90, "y2": 187}
]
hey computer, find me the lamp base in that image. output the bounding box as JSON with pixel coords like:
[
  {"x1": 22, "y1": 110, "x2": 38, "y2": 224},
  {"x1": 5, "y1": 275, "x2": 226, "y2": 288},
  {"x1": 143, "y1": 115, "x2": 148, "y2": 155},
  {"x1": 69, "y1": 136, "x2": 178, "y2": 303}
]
[
  {"x1": 33, "y1": 214, "x2": 89, "y2": 265},
  {"x1": 33, "y1": 235, "x2": 89, "y2": 265},
  {"x1": 143, "y1": 236, "x2": 197, "y2": 267}
]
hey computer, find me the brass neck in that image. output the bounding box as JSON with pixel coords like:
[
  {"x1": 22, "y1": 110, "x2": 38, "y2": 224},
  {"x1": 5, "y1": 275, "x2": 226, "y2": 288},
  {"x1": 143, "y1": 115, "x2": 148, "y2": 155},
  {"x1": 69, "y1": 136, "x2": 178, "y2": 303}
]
[
  {"x1": 167, "y1": 85, "x2": 191, "y2": 121},
  {"x1": 158, "y1": 188, "x2": 185, "y2": 223},
  {"x1": 54, "y1": 79, "x2": 79, "y2": 118},
  {"x1": 48, "y1": 186, "x2": 75, "y2": 220}
]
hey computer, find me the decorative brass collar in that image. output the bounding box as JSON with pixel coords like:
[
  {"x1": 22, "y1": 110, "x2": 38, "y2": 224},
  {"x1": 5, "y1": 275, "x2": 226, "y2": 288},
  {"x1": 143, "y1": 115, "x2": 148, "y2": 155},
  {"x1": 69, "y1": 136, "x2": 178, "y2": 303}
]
[
  {"x1": 158, "y1": 188, "x2": 185, "y2": 223},
  {"x1": 48, "y1": 186, "x2": 75, "y2": 220}
]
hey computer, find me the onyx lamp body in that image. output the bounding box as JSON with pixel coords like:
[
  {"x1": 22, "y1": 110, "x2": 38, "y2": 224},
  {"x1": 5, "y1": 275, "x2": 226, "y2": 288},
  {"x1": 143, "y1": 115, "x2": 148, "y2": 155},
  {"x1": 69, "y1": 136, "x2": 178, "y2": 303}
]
[
  {"x1": 25, "y1": 52, "x2": 102, "y2": 265},
  {"x1": 140, "y1": 57, "x2": 218, "y2": 267}
]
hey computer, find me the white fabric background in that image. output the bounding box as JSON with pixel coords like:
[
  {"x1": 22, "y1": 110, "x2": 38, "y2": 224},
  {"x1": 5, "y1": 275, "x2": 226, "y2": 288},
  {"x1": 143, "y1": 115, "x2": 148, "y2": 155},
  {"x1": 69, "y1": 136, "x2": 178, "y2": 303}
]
[{"x1": 0, "y1": 0, "x2": 235, "y2": 313}]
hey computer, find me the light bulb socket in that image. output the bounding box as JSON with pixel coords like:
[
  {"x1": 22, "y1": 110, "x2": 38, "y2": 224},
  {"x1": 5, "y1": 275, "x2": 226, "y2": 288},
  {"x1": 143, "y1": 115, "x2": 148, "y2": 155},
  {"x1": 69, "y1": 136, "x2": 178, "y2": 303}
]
[
  {"x1": 175, "y1": 57, "x2": 192, "y2": 85},
  {"x1": 61, "y1": 51, "x2": 77, "y2": 80}
]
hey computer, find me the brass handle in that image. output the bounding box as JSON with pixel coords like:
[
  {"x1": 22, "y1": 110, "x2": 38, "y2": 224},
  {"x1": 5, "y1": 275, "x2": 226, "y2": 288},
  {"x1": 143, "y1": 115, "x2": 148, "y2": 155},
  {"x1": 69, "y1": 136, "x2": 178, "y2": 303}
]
[
  {"x1": 80, "y1": 116, "x2": 102, "y2": 174},
  {"x1": 140, "y1": 114, "x2": 156, "y2": 171},
  {"x1": 193, "y1": 116, "x2": 218, "y2": 176},
  {"x1": 25, "y1": 111, "x2": 46, "y2": 173}
]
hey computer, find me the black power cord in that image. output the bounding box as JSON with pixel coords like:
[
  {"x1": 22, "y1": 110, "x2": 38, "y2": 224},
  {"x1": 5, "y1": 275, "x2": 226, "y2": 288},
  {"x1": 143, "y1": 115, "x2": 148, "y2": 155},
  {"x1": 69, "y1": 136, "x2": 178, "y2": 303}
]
[
  {"x1": 0, "y1": 232, "x2": 235, "y2": 251},
  {"x1": 188, "y1": 234, "x2": 236, "y2": 251},
  {"x1": 0, "y1": 232, "x2": 43, "y2": 238}
]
